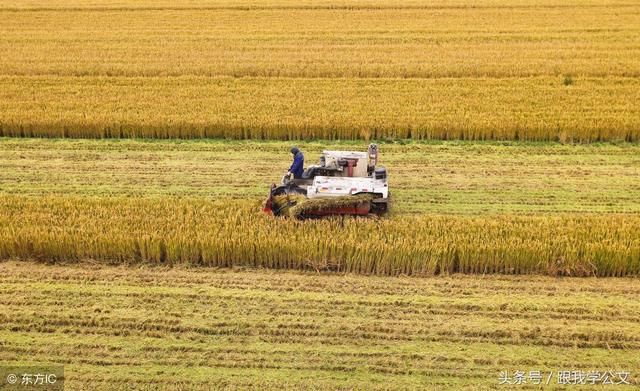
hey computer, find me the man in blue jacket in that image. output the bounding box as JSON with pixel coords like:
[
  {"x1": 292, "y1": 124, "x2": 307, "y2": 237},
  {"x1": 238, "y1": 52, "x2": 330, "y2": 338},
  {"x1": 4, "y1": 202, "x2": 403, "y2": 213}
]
[{"x1": 288, "y1": 147, "x2": 304, "y2": 179}]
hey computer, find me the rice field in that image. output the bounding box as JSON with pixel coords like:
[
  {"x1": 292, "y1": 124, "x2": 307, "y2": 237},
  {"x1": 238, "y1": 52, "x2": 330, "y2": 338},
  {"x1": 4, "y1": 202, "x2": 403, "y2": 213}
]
[
  {"x1": 1, "y1": 139, "x2": 639, "y2": 276},
  {"x1": 3, "y1": 195, "x2": 640, "y2": 276},
  {"x1": 1, "y1": 261, "x2": 638, "y2": 390},
  {"x1": 2, "y1": 138, "x2": 640, "y2": 214},
  {"x1": 0, "y1": 0, "x2": 639, "y2": 141},
  {"x1": 2, "y1": 0, "x2": 639, "y2": 388}
]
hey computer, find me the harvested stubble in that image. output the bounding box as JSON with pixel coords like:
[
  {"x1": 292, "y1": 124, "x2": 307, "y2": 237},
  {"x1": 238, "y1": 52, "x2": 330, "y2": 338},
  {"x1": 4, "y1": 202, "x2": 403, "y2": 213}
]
[
  {"x1": 2, "y1": 138, "x2": 640, "y2": 215},
  {"x1": 1, "y1": 195, "x2": 638, "y2": 277},
  {"x1": 1, "y1": 261, "x2": 640, "y2": 390}
]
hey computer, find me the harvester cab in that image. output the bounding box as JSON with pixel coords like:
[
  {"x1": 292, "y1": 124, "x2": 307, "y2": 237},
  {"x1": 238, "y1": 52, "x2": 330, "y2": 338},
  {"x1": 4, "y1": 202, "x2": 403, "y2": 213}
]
[{"x1": 264, "y1": 144, "x2": 389, "y2": 218}]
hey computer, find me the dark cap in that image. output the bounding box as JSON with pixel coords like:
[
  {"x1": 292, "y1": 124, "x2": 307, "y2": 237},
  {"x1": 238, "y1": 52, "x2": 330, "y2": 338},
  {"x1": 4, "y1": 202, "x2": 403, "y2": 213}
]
[{"x1": 290, "y1": 146, "x2": 300, "y2": 155}]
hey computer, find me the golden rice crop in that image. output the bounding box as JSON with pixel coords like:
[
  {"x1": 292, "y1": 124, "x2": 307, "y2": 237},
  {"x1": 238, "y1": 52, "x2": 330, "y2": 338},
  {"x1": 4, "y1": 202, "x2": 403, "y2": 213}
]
[
  {"x1": 2, "y1": 1, "x2": 638, "y2": 78},
  {"x1": 0, "y1": 0, "x2": 638, "y2": 142},
  {"x1": 1, "y1": 195, "x2": 638, "y2": 277},
  {"x1": 0, "y1": 76, "x2": 638, "y2": 142}
]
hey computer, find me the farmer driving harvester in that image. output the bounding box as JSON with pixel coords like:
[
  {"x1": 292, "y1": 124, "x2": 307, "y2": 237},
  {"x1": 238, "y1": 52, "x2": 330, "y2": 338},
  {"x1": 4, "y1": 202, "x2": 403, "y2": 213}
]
[{"x1": 287, "y1": 146, "x2": 304, "y2": 179}]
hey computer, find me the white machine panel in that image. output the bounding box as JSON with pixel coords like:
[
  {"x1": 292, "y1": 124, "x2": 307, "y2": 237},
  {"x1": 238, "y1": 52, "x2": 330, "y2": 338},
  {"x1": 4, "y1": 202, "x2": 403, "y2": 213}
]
[{"x1": 307, "y1": 176, "x2": 388, "y2": 199}]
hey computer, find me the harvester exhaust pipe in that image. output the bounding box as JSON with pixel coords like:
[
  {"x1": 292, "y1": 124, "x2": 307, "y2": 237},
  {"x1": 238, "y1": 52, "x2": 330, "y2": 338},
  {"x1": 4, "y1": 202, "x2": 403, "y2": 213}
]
[{"x1": 368, "y1": 143, "x2": 378, "y2": 173}]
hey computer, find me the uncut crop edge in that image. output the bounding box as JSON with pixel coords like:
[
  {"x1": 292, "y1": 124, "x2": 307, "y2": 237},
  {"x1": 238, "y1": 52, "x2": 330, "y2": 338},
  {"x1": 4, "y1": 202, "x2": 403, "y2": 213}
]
[{"x1": 0, "y1": 122, "x2": 638, "y2": 143}]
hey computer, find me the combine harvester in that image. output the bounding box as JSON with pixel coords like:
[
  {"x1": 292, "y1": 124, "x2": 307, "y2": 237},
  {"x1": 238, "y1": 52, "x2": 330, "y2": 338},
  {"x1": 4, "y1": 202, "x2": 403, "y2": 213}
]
[{"x1": 264, "y1": 144, "x2": 389, "y2": 218}]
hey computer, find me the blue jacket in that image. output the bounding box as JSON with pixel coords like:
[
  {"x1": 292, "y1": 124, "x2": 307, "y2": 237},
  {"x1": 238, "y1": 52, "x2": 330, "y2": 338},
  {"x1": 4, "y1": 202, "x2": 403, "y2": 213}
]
[{"x1": 289, "y1": 151, "x2": 304, "y2": 178}]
